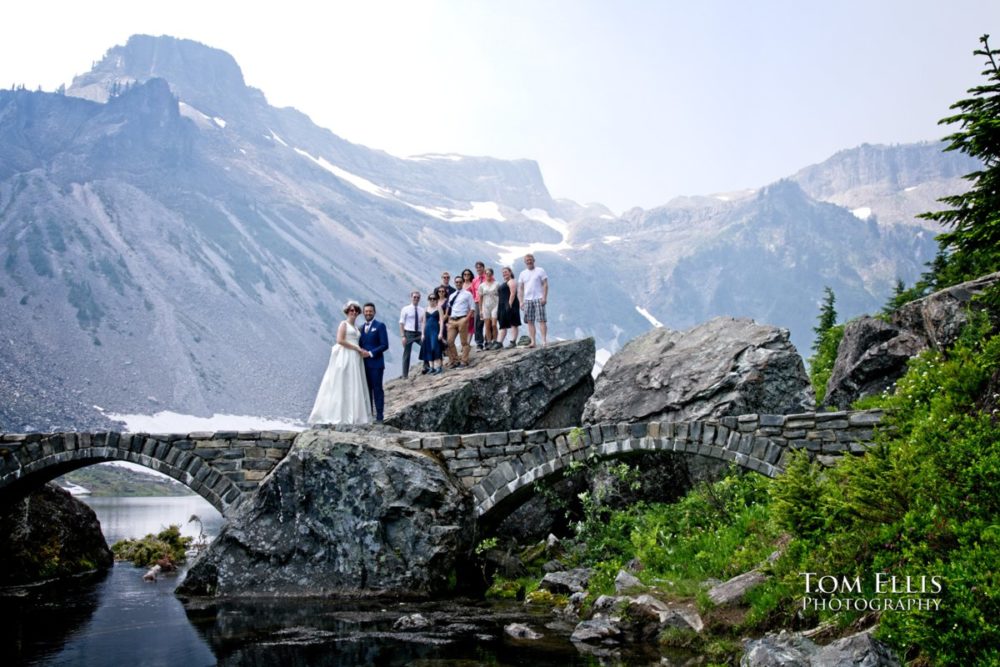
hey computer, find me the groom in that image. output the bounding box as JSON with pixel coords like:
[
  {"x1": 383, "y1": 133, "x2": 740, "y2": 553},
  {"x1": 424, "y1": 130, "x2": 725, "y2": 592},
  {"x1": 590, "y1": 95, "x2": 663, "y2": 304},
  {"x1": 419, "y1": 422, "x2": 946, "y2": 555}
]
[{"x1": 359, "y1": 302, "x2": 389, "y2": 423}]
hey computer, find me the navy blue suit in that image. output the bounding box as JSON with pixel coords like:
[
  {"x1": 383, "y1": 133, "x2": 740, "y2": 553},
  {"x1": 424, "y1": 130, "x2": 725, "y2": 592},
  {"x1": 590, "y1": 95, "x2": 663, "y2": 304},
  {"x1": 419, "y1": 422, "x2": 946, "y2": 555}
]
[{"x1": 358, "y1": 318, "x2": 389, "y2": 420}]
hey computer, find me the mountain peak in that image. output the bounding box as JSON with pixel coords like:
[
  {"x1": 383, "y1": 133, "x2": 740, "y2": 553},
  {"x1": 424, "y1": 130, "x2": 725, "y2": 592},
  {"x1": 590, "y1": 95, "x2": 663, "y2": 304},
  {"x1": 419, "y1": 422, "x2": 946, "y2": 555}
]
[
  {"x1": 756, "y1": 178, "x2": 808, "y2": 201},
  {"x1": 68, "y1": 34, "x2": 263, "y2": 118}
]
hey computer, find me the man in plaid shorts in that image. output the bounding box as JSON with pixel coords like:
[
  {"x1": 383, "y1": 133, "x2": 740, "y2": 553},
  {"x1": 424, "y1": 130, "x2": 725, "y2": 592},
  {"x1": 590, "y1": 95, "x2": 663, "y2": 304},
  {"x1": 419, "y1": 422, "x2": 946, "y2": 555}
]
[{"x1": 517, "y1": 253, "x2": 549, "y2": 348}]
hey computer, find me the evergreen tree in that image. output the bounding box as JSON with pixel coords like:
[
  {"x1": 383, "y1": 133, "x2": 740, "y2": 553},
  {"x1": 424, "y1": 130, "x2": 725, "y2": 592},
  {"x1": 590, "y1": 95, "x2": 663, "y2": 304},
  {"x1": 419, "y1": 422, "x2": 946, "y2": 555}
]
[
  {"x1": 920, "y1": 34, "x2": 1000, "y2": 286},
  {"x1": 808, "y1": 287, "x2": 843, "y2": 402},
  {"x1": 881, "y1": 278, "x2": 924, "y2": 315},
  {"x1": 811, "y1": 286, "x2": 837, "y2": 352}
]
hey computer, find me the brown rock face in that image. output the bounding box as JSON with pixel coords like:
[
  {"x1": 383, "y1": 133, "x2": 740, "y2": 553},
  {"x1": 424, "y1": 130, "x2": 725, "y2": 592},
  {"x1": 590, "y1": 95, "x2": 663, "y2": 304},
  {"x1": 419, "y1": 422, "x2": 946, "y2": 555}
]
[
  {"x1": 583, "y1": 317, "x2": 812, "y2": 424},
  {"x1": 0, "y1": 483, "x2": 113, "y2": 585},
  {"x1": 384, "y1": 339, "x2": 595, "y2": 434}
]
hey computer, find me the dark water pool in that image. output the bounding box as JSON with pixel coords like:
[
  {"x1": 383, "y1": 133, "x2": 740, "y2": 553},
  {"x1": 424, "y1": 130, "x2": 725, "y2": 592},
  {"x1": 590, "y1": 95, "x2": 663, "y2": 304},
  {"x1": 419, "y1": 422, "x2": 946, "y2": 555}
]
[{"x1": 0, "y1": 496, "x2": 669, "y2": 666}]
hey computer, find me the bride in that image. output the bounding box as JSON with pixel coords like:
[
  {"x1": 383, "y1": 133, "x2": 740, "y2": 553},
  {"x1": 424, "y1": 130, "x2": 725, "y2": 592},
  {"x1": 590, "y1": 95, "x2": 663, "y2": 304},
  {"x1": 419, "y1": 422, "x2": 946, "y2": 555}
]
[{"x1": 308, "y1": 300, "x2": 372, "y2": 425}]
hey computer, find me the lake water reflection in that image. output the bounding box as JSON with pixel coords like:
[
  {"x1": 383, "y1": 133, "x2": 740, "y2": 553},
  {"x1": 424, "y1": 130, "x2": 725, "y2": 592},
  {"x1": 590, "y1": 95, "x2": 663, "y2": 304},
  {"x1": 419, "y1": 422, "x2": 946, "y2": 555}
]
[{"x1": 1, "y1": 496, "x2": 663, "y2": 666}]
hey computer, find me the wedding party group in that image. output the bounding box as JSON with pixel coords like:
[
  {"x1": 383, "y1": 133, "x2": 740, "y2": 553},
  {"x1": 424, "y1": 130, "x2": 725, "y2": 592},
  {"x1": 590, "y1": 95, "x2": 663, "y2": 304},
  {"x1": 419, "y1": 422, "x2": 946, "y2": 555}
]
[{"x1": 307, "y1": 253, "x2": 550, "y2": 426}]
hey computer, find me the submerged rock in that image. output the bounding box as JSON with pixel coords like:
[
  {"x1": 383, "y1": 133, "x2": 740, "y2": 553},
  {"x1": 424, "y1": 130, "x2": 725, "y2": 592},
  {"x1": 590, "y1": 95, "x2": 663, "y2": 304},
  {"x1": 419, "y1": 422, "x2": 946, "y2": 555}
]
[
  {"x1": 584, "y1": 317, "x2": 812, "y2": 424},
  {"x1": 384, "y1": 338, "x2": 595, "y2": 433},
  {"x1": 177, "y1": 429, "x2": 473, "y2": 598},
  {"x1": 571, "y1": 617, "x2": 622, "y2": 644},
  {"x1": 504, "y1": 622, "x2": 543, "y2": 640},
  {"x1": 394, "y1": 613, "x2": 432, "y2": 630},
  {"x1": 0, "y1": 482, "x2": 112, "y2": 585}
]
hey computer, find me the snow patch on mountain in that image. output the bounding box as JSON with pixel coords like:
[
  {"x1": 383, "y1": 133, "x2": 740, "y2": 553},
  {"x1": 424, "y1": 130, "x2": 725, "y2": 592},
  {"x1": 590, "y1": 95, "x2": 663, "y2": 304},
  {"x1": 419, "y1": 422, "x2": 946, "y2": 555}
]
[
  {"x1": 267, "y1": 129, "x2": 288, "y2": 146},
  {"x1": 408, "y1": 201, "x2": 506, "y2": 222},
  {"x1": 104, "y1": 410, "x2": 306, "y2": 433},
  {"x1": 404, "y1": 153, "x2": 465, "y2": 162},
  {"x1": 490, "y1": 208, "x2": 574, "y2": 265},
  {"x1": 594, "y1": 347, "x2": 613, "y2": 376},
  {"x1": 852, "y1": 206, "x2": 873, "y2": 220},
  {"x1": 296, "y1": 147, "x2": 506, "y2": 224},
  {"x1": 636, "y1": 306, "x2": 664, "y2": 328},
  {"x1": 294, "y1": 148, "x2": 393, "y2": 199},
  {"x1": 521, "y1": 208, "x2": 569, "y2": 237},
  {"x1": 179, "y1": 101, "x2": 216, "y2": 129}
]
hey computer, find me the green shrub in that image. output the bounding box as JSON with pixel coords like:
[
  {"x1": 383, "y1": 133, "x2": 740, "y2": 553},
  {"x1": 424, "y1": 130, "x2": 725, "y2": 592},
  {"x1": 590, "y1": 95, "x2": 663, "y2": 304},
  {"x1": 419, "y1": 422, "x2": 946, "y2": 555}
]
[
  {"x1": 111, "y1": 525, "x2": 192, "y2": 567},
  {"x1": 770, "y1": 450, "x2": 831, "y2": 537}
]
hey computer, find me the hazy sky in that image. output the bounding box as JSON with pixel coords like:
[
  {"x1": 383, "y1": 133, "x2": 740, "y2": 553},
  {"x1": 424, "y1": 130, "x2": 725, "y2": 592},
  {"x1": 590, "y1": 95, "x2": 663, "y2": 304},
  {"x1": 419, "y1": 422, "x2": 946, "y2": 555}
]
[{"x1": 3, "y1": 1, "x2": 998, "y2": 212}]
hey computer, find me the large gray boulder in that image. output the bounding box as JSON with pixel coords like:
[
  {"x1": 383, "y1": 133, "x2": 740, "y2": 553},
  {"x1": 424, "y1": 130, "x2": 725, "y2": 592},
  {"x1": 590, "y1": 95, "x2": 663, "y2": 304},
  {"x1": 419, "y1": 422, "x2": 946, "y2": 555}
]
[
  {"x1": 0, "y1": 483, "x2": 113, "y2": 585},
  {"x1": 893, "y1": 271, "x2": 1000, "y2": 351},
  {"x1": 385, "y1": 339, "x2": 595, "y2": 434},
  {"x1": 584, "y1": 317, "x2": 812, "y2": 424},
  {"x1": 824, "y1": 272, "x2": 1000, "y2": 409},
  {"x1": 741, "y1": 629, "x2": 900, "y2": 666},
  {"x1": 177, "y1": 429, "x2": 473, "y2": 598},
  {"x1": 822, "y1": 317, "x2": 924, "y2": 409}
]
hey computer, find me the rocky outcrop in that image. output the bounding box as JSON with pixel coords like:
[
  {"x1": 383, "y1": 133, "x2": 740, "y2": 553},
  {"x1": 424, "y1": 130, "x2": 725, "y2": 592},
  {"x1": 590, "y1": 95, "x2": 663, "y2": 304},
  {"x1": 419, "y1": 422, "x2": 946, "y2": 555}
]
[
  {"x1": 741, "y1": 629, "x2": 901, "y2": 666},
  {"x1": 570, "y1": 592, "x2": 704, "y2": 646},
  {"x1": 385, "y1": 339, "x2": 595, "y2": 434},
  {"x1": 893, "y1": 271, "x2": 1000, "y2": 350},
  {"x1": 177, "y1": 429, "x2": 473, "y2": 598},
  {"x1": 584, "y1": 317, "x2": 812, "y2": 424},
  {"x1": 824, "y1": 272, "x2": 1000, "y2": 408},
  {"x1": 539, "y1": 567, "x2": 593, "y2": 594},
  {"x1": 0, "y1": 483, "x2": 112, "y2": 585},
  {"x1": 707, "y1": 569, "x2": 769, "y2": 606},
  {"x1": 822, "y1": 317, "x2": 924, "y2": 409}
]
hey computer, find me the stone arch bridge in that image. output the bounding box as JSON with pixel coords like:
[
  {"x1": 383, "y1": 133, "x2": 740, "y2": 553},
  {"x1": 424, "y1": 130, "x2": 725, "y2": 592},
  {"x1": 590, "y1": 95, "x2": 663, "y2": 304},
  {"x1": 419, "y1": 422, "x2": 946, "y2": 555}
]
[{"x1": 0, "y1": 410, "x2": 882, "y2": 521}]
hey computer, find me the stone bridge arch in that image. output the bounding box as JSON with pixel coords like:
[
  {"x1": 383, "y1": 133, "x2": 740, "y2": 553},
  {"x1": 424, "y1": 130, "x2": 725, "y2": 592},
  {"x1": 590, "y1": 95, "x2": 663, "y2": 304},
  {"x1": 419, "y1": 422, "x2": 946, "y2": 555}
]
[
  {"x1": 0, "y1": 431, "x2": 297, "y2": 516},
  {"x1": 403, "y1": 410, "x2": 884, "y2": 527}
]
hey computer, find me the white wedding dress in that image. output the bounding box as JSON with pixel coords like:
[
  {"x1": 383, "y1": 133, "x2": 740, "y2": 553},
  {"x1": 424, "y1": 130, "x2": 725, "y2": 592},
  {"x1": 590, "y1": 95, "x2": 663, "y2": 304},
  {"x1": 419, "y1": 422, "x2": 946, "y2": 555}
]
[{"x1": 308, "y1": 321, "x2": 372, "y2": 425}]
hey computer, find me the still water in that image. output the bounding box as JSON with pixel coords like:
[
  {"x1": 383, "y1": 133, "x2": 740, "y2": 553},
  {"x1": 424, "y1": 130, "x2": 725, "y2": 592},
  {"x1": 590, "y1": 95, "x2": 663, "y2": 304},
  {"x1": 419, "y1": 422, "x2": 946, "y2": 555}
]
[{"x1": 1, "y1": 496, "x2": 662, "y2": 666}]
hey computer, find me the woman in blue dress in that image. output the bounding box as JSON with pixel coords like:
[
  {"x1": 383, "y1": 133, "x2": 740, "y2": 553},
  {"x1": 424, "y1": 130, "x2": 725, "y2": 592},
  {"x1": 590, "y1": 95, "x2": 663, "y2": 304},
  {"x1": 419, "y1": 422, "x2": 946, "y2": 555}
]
[{"x1": 419, "y1": 291, "x2": 446, "y2": 374}]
